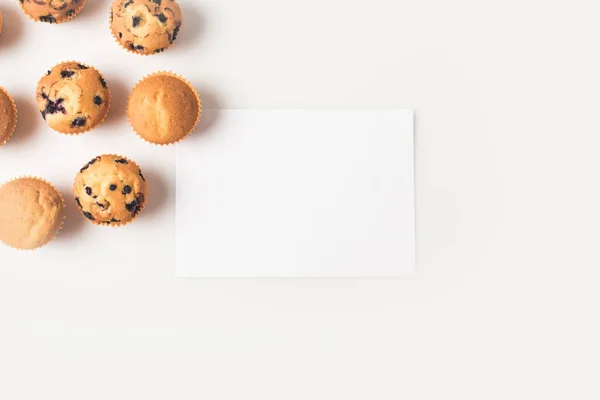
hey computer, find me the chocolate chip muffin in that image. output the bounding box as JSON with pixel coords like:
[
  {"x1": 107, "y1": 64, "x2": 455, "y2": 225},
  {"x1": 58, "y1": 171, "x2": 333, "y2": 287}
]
[
  {"x1": 0, "y1": 177, "x2": 65, "y2": 250},
  {"x1": 110, "y1": 0, "x2": 183, "y2": 55},
  {"x1": 36, "y1": 62, "x2": 110, "y2": 135},
  {"x1": 128, "y1": 72, "x2": 200, "y2": 145},
  {"x1": 19, "y1": 0, "x2": 86, "y2": 24},
  {"x1": 0, "y1": 87, "x2": 17, "y2": 147},
  {"x1": 73, "y1": 155, "x2": 149, "y2": 226},
  {"x1": 0, "y1": 11, "x2": 3, "y2": 34}
]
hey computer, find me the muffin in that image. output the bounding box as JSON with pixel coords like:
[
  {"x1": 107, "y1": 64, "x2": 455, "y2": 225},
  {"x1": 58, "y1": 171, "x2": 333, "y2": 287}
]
[
  {"x1": 0, "y1": 177, "x2": 65, "y2": 250},
  {"x1": 19, "y1": 0, "x2": 86, "y2": 24},
  {"x1": 110, "y1": 0, "x2": 183, "y2": 55},
  {"x1": 128, "y1": 72, "x2": 200, "y2": 145},
  {"x1": 73, "y1": 155, "x2": 149, "y2": 226},
  {"x1": 0, "y1": 87, "x2": 17, "y2": 147},
  {"x1": 0, "y1": 11, "x2": 3, "y2": 34},
  {"x1": 36, "y1": 61, "x2": 110, "y2": 135}
]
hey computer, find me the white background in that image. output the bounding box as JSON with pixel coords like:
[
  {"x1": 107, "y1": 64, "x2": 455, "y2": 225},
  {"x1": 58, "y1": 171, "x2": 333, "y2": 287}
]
[
  {"x1": 0, "y1": 0, "x2": 599, "y2": 399},
  {"x1": 176, "y1": 110, "x2": 415, "y2": 277}
]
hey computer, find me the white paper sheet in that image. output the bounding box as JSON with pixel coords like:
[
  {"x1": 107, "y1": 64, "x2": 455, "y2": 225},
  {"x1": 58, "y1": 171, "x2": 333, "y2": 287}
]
[{"x1": 176, "y1": 110, "x2": 415, "y2": 277}]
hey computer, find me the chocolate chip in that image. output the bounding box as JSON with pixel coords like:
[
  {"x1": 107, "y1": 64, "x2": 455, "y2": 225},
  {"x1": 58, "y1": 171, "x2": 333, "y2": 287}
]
[
  {"x1": 114, "y1": 159, "x2": 128, "y2": 164},
  {"x1": 110, "y1": 184, "x2": 117, "y2": 191},
  {"x1": 85, "y1": 187, "x2": 92, "y2": 196},
  {"x1": 39, "y1": 15, "x2": 57, "y2": 23},
  {"x1": 61, "y1": 70, "x2": 75, "y2": 79},
  {"x1": 124, "y1": 0, "x2": 133, "y2": 8},
  {"x1": 66, "y1": 9, "x2": 75, "y2": 17},
  {"x1": 83, "y1": 211, "x2": 95, "y2": 221},
  {"x1": 170, "y1": 22, "x2": 181, "y2": 43},
  {"x1": 138, "y1": 170, "x2": 146, "y2": 181},
  {"x1": 119, "y1": 32, "x2": 123, "y2": 39},
  {"x1": 94, "y1": 96, "x2": 102, "y2": 105},
  {"x1": 122, "y1": 185, "x2": 132, "y2": 195},
  {"x1": 80, "y1": 156, "x2": 101, "y2": 173},
  {"x1": 151, "y1": 0, "x2": 162, "y2": 5},
  {"x1": 111, "y1": 218, "x2": 121, "y2": 223},
  {"x1": 46, "y1": 70, "x2": 51, "y2": 76},
  {"x1": 126, "y1": 200, "x2": 137, "y2": 212},
  {"x1": 96, "y1": 202, "x2": 106, "y2": 209},
  {"x1": 99, "y1": 77, "x2": 107, "y2": 88},
  {"x1": 78, "y1": 64, "x2": 89, "y2": 69},
  {"x1": 75, "y1": 197, "x2": 82, "y2": 209},
  {"x1": 132, "y1": 16, "x2": 141, "y2": 27},
  {"x1": 71, "y1": 117, "x2": 87, "y2": 127},
  {"x1": 129, "y1": 43, "x2": 145, "y2": 51},
  {"x1": 41, "y1": 97, "x2": 66, "y2": 120},
  {"x1": 157, "y1": 13, "x2": 167, "y2": 23},
  {"x1": 154, "y1": 48, "x2": 165, "y2": 54}
]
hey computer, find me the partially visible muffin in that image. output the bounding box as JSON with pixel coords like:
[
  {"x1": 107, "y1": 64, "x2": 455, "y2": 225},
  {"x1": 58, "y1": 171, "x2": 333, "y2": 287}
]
[
  {"x1": 36, "y1": 61, "x2": 110, "y2": 135},
  {"x1": 73, "y1": 155, "x2": 149, "y2": 226},
  {"x1": 0, "y1": 11, "x2": 3, "y2": 34},
  {"x1": 128, "y1": 72, "x2": 200, "y2": 145},
  {"x1": 0, "y1": 87, "x2": 17, "y2": 147},
  {"x1": 110, "y1": 0, "x2": 183, "y2": 55},
  {"x1": 19, "y1": 0, "x2": 86, "y2": 24},
  {"x1": 0, "y1": 177, "x2": 65, "y2": 250}
]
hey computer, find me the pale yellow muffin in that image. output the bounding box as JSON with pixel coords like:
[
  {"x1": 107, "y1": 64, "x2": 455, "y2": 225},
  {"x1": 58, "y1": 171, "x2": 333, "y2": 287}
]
[
  {"x1": 110, "y1": 0, "x2": 183, "y2": 55},
  {"x1": 0, "y1": 87, "x2": 17, "y2": 147},
  {"x1": 0, "y1": 178, "x2": 65, "y2": 250},
  {"x1": 19, "y1": 0, "x2": 86, "y2": 24},
  {"x1": 128, "y1": 73, "x2": 200, "y2": 145},
  {"x1": 36, "y1": 62, "x2": 110, "y2": 135},
  {"x1": 73, "y1": 155, "x2": 149, "y2": 226}
]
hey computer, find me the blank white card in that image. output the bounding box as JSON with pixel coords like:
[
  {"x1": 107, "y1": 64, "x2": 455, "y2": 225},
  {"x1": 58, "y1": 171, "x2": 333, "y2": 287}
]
[{"x1": 176, "y1": 110, "x2": 415, "y2": 277}]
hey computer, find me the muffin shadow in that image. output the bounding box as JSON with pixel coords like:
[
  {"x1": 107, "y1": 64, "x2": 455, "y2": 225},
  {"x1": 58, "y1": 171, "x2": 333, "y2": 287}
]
[
  {"x1": 59, "y1": 187, "x2": 87, "y2": 240},
  {"x1": 174, "y1": 4, "x2": 205, "y2": 51},
  {"x1": 0, "y1": 6, "x2": 24, "y2": 50},
  {"x1": 190, "y1": 86, "x2": 222, "y2": 141},
  {"x1": 141, "y1": 166, "x2": 169, "y2": 222},
  {"x1": 9, "y1": 94, "x2": 41, "y2": 147},
  {"x1": 102, "y1": 76, "x2": 130, "y2": 129},
  {"x1": 78, "y1": 0, "x2": 110, "y2": 20}
]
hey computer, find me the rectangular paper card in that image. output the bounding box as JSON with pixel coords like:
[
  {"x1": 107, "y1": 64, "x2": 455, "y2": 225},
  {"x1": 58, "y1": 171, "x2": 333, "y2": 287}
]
[{"x1": 176, "y1": 110, "x2": 415, "y2": 278}]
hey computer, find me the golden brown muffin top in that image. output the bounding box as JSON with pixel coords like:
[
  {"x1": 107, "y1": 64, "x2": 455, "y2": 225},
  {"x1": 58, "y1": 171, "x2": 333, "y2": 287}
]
[
  {"x1": 20, "y1": 0, "x2": 86, "y2": 24},
  {"x1": 0, "y1": 87, "x2": 17, "y2": 146},
  {"x1": 74, "y1": 155, "x2": 149, "y2": 226},
  {"x1": 128, "y1": 74, "x2": 200, "y2": 145},
  {"x1": 111, "y1": 0, "x2": 183, "y2": 55},
  {"x1": 36, "y1": 62, "x2": 110, "y2": 135},
  {"x1": 0, "y1": 178, "x2": 65, "y2": 250}
]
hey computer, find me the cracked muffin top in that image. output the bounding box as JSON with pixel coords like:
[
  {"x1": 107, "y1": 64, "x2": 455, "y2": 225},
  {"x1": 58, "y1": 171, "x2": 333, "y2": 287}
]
[
  {"x1": 128, "y1": 73, "x2": 200, "y2": 145},
  {"x1": 20, "y1": 0, "x2": 86, "y2": 24},
  {"x1": 110, "y1": 0, "x2": 183, "y2": 55},
  {"x1": 74, "y1": 155, "x2": 149, "y2": 226},
  {"x1": 0, "y1": 87, "x2": 17, "y2": 147},
  {"x1": 0, "y1": 178, "x2": 65, "y2": 250},
  {"x1": 36, "y1": 62, "x2": 110, "y2": 135}
]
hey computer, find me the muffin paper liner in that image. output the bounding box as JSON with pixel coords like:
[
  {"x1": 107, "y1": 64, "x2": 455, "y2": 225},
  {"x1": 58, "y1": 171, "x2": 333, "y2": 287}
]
[
  {"x1": 36, "y1": 60, "x2": 111, "y2": 136},
  {"x1": 20, "y1": 0, "x2": 87, "y2": 24},
  {"x1": 127, "y1": 71, "x2": 202, "y2": 146},
  {"x1": 109, "y1": 7, "x2": 181, "y2": 56},
  {"x1": 0, "y1": 86, "x2": 17, "y2": 147},
  {"x1": 0, "y1": 176, "x2": 66, "y2": 251},
  {"x1": 72, "y1": 154, "x2": 150, "y2": 228}
]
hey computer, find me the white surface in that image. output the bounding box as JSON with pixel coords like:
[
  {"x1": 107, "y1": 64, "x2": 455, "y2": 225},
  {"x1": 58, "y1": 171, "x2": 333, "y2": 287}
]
[
  {"x1": 1, "y1": 0, "x2": 599, "y2": 399},
  {"x1": 176, "y1": 110, "x2": 415, "y2": 278}
]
